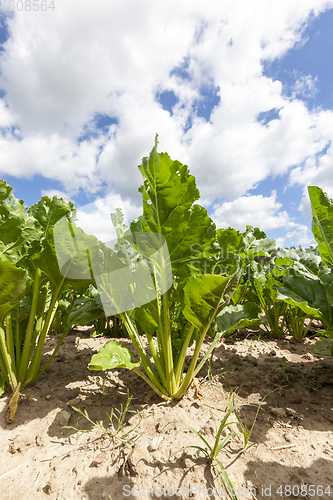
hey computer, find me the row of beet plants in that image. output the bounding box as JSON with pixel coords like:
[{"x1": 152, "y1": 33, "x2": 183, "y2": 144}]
[
  {"x1": 0, "y1": 185, "x2": 108, "y2": 418},
  {"x1": 247, "y1": 186, "x2": 333, "y2": 357},
  {"x1": 0, "y1": 138, "x2": 270, "y2": 414},
  {"x1": 1, "y1": 137, "x2": 332, "y2": 418}
]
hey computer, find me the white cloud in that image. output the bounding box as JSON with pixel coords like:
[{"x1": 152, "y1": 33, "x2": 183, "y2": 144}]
[
  {"x1": 0, "y1": 132, "x2": 106, "y2": 196},
  {"x1": 289, "y1": 139, "x2": 333, "y2": 222},
  {"x1": 284, "y1": 224, "x2": 315, "y2": 246},
  {"x1": 75, "y1": 194, "x2": 141, "y2": 243},
  {"x1": 0, "y1": 1, "x2": 333, "y2": 246},
  {"x1": 41, "y1": 189, "x2": 70, "y2": 200},
  {"x1": 211, "y1": 191, "x2": 288, "y2": 231},
  {"x1": 210, "y1": 190, "x2": 313, "y2": 247},
  {"x1": 292, "y1": 74, "x2": 319, "y2": 99},
  {"x1": 0, "y1": 99, "x2": 14, "y2": 128}
]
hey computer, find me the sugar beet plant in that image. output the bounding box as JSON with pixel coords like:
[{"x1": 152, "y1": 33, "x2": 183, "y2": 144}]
[
  {"x1": 0, "y1": 185, "x2": 106, "y2": 419},
  {"x1": 276, "y1": 186, "x2": 333, "y2": 355},
  {"x1": 88, "y1": 138, "x2": 268, "y2": 401}
]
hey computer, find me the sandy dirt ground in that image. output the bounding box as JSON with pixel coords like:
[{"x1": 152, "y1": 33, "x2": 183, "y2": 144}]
[{"x1": 0, "y1": 327, "x2": 332, "y2": 500}]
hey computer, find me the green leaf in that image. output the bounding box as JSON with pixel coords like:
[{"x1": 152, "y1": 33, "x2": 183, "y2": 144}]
[
  {"x1": 93, "y1": 242, "x2": 162, "y2": 316},
  {"x1": 130, "y1": 138, "x2": 217, "y2": 278},
  {"x1": 274, "y1": 257, "x2": 294, "y2": 266},
  {"x1": 135, "y1": 299, "x2": 160, "y2": 335},
  {"x1": 0, "y1": 181, "x2": 43, "y2": 269},
  {"x1": 276, "y1": 285, "x2": 322, "y2": 318},
  {"x1": 277, "y1": 276, "x2": 330, "y2": 321},
  {"x1": 242, "y1": 226, "x2": 276, "y2": 258},
  {"x1": 34, "y1": 225, "x2": 99, "y2": 292},
  {"x1": 88, "y1": 340, "x2": 141, "y2": 371},
  {"x1": 182, "y1": 274, "x2": 239, "y2": 330},
  {"x1": 111, "y1": 207, "x2": 130, "y2": 243},
  {"x1": 28, "y1": 195, "x2": 76, "y2": 233},
  {"x1": 308, "y1": 186, "x2": 333, "y2": 268},
  {"x1": 217, "y1": 227, "x2": 244, "y2": 256},
  {"x1": 276, "y1": 247, "x2": 331, "y2": 282},
  {"x1": 311, "y1": 337, "x2": 333, "y2": 357},
  {"x1": 0, "y1": 259, "x2": 29, "y2": 323},
  {"x1": 67, "y1": 296, "x2": 106, "y2": 327},
  {"x1": 217, "y1": 226, "x2": 275, "y2": 260},
  {"x1": 216, "y1": 303, "x2": 263, "y2": 336},
  {"x1": 0, "y1": 179, "x2": 12, "y2": 203}
]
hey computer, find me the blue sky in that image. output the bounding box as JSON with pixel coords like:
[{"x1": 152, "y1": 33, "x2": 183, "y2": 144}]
[{"x1": 1, "y1": 2, "x2": 333, "y2": 247}]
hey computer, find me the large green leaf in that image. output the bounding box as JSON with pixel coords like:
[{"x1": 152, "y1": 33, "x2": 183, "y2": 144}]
[
  {"x1": 0, "y1": 181, "x2": 42, "y2": 269},
  {"x1": 276, "y1": 287, "x2": 322, "y2": 318},
  {"x1": 93, "y1": 241, "x2": 162, "y2": 316},
  {"x1": 312, "y1": 337, "x2": 333, "y2": 357},
  {"x1": 308, "y1": 186, "x2": 333, "y2": 268},
  {"x1": 28, "y1": 195, "x2": 76, "y2": 233},
  {"x1": 242, "y1": 226, "x2": 276, "y2": 258},
  {"x1": 217, "y1": 225, "x2": 275, "y2": 259},
  {"x1": 67, "y1": 296, "x2": 106, "y2": 327},
  {"x1": 135, "y1": 299, "x2": 160, "y2": 335},
  {"x1": 276, "y1": 247, "x2": 331, "y2": 283},
  {"x1": 216, "y1": 303, "x2": 263, "y2": 336},
  {"x1": 130, "y1": 137, "x2": 217, "y2": 278},
  {"x1": 0, "y1": 179, "x2": 12, "y2": 203},
  {"x1": 33, "y1": 225, "x2": 99, "y2": 292},
  {"x1": 88, "y1": 340, "x2": 141, "y2": 371},
  {"x1": 182, "y1": 273, "x2": 239, "y2": 330},
  {"x1": 217, "y1": 228, "x2": 244, "y2": 257},
  {"x1": 277, "y1": 276, "x2": 330, "y2": 322},
  {"x1": 0, "y1": 259, "x2": 29, "y2": 323}
]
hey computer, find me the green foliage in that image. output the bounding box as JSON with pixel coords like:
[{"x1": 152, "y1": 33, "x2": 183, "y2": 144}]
[
  {"x1": 307, "y1": 186, "x2": 333, "y2": 355},
  {"x1": 311, "y1": 332, "x2": 333, "y2": 357},
  {"x1": 89, "y1": 339, "x2": 141, "y2": 371},
  {"x1": 0, "y1": 183, "x2": 106, "y2": 417},
  {"x1": 89, "y1": 137, "x2": 244, "y2": 401},
  {"x1": 216, "y1": 303, "x2": 264, "y2": 338},
  {"x1": 308, "y1": 186, "x2": 333, "y2": 268},
  {"x1": 4, "y1": 138, "x2": 333, "y2": 411},
  {"x1": 246, "y1": 259, "x2": 289, "y2": 339}
]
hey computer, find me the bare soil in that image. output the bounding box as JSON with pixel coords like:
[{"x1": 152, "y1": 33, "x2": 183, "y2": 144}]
[{"x1": 1, "y1": 328, "x2": 333, "y2": 500}]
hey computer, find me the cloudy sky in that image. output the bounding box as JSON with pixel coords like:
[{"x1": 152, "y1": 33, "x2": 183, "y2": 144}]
[{"x1": 1, "y1": 1, "x2": 333, "y2": 247}]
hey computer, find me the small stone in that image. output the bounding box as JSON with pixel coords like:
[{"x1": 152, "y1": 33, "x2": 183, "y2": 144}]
[
  {"x1": 270, "y1": 407, "x2": 287, "y2": 419},
  {"x1": 90, "y1": 452, "x2": 107, "y2": 467},
  {"x1": 42, "y1": 483, "x2": 52, "y2": 495},
  {"x1": 68, "y1": 395, "x2": 86, "y2": 406},
  {"x1": 149, "y1": 436, "x2": 163, "y2": 451},
  {"x1": 184, "y1": 458, "x2": 193, "y2": 468},
  {"x1": 45, "y1": 394, "x2": 51, "y2": 400},
  {"x1": 54, "y1": 410, "x2": 71, "y2": 426},
  {"x1": 285, "y1": 407, "x2": 298, "y2": 417}
]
